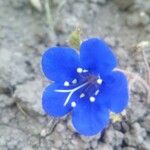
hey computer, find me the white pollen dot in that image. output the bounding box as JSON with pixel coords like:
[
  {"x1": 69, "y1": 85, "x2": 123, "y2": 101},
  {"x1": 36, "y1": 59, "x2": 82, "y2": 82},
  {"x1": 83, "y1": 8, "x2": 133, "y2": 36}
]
[
  {"x1": 77, "y1": 67, "x2": 83, "y2": 73},
  {"x1": 72, "y1": 79, "x2": 77, "y2": 84},
  {"x1": 83, "y1": 69, "x2": 88, "y2": 73},
  {"x1": 89, "y1": 96, "x2": 95, "y2": 102},
  {"x1": 71, "y1": 101, "x2": 76, "y2": 107},
  {"x1": 97, "y1": 78, "x2": 102, "y2": 85},
  {"x1": 80, "y1": 93, "x2": 85, "y2": 98},
  {"x1": 64, "y1": 81, "x2": 70, "y2": 86},
  {"x1": 95, "y1": 90, "x2": 99, "y2": 96}
]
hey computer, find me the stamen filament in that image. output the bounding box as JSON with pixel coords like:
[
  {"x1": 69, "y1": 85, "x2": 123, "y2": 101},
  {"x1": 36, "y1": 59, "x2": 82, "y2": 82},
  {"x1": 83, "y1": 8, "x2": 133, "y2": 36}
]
[{"x1": 55, "y1": 82, "x2": 88, "y2": 106}]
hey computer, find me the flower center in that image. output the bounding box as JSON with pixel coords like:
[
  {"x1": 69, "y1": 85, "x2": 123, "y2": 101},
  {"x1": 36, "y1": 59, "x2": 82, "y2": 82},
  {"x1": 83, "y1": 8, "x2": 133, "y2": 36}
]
[
  {"x1": 55, "y1": 67, "x2": 103, "y2": 107},
  {"x1": 76, "y1": 68, "x2": 102, "y2": 102}
]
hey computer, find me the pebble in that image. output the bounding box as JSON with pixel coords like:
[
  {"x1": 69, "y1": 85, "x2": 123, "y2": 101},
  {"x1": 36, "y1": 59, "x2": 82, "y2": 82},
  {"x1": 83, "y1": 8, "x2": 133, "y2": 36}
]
[
  {"x1": 97, "y1": 143, "x2": 113, "y2": 150},
  {"x1": 141, "y1": 115, "x2": 150, "y2": 132},
  {"x1": 90, "y1": 0, "x2": 107, "y2": 5},
  {"x1": 0, "y1": 95, "x2": 15, "y2": 108},
  {"x1": 114, "y1": 0, "x2": 135, "y2": 10},
  {"x1": 126, "y1": 12, "x2": 150, "y2": 27},
  {"x1": 14, "y1": 79, "x2": 44, "y2": 115},
  {"x1": 138, "y1": 137, "x2": 150, "y2": 150},
  {"x1": 91, "y1": 140, "x2": 98, "y2": 148},
  {"x1": 22, "y1": 146, "x2": 33, "y2": 150},
  {"x1": 56, "y1": 123, "x2": 66, "y2": 132},
  {"x1": 104, "y1": 129, "x2": 124, "y2": 146},
  {"x1": 124, "y1": 123, "x2": 147, "y2": 147},
  {"x1": 121, "y1": 121, "x2": 130, "y2": 133},
  {"x1": 29, "y1": 0, "x2": 42, "y2": 12},
  {"x1": 55, "y1": 140, "x2": 63, "y2": 148},
  {"x1": 123, "y1": 147, "x2": 137, "y2": 150}
]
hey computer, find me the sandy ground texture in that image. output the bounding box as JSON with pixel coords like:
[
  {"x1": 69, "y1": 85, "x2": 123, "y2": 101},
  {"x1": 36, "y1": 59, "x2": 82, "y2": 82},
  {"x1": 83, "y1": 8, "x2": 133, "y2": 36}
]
[{"x1": 0, "y1": 0, "x2": 150, "y2": 150}]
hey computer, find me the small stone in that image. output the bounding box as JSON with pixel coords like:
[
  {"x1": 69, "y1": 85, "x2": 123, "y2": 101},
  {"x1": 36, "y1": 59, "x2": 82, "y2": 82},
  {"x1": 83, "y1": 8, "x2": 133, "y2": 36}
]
[
  {"x1": 138, "y1": 137, "x2": 150, "y2": 150},
  {"x1": 54, "y1": 140, "x2": 62, "y2": 148},
  {"x1": 122, "y1": 147, "x2": 136, "y2": 150},
  {"x1": 141, "y1": 115, "x2": 150, "y2": 132},
  {"x1": 145, "y1": 24, "x2": 150, "y2": 33},
  {"x1": 124, "y1": 123, "x2": 146, "y2": 147},
  {"x1": 104, "y1": 129, "x2": 124, "y2": 146},
  {"x1": 83, "y1": 143, "x2": 91, "y2": 149},
  {"x1": 51, "y1": 148, "x2": 57, "y2": 150},
  {"x1": 90, "y1": 0, "x2": 106, "y2": 5},
  {"x1": 135, "y1": 0, "x2": 150, "y2": 15},
  {"x1": 114, "y1": 0, "x2": 134, "y2": 10},
  {"x1": 29, "y1": 0, "x2": 42, "y2": 12},
  {"x1": 71, "y1": 138, "x2": 79, "y2": 145},
  {"x1": 127, "y1": 101, "x2": 147, "y2": 123},
  {"x1": 0, "y1": 49, "x2": 33, "y2": 86},
  {"x1": 104, "y1": 36, "x2": 117, "y2": 47},
  {"x1": 81, "y1": 136, "x2": 94, "y2": 143},
  {"x1": 126, "y1": 12, "x2": 150, "y2": 27},
  {"x1": 91, "y1": 140, "x2": 98, "y2": 148},
  {"x1": 13, "y1": 79, "x2": 44, "y2": 114},
  {"x1": 56, "y1": 123, "x2": 65, "y2": 132},
  {"x1": 0, "y1": 146, "x2": 7, "y2": 150},
  {"x1": 0, "y1": 95, "x2": 15, "y2": 108},
  {"x1": 132, "y1": 123, "x2": 147, "y2": 137},
  {"x1": 40, "y1": 129, "x2": 48, "y2": 137},
  {"x1": 22, "y1": 146, "x2": 33, "y2": 150},
  {"x1": 121, "y1": 121, "x2": 130, "y2": 133},
  {"x1": 0, "y1": 125, "x2": 27, "y2": 149},
  {"x1": 113, "y1": 122, "x2": 122, "y2": 131},
  {"x1": 97, "y1": 143, "x2": 113, "y2": 150}
]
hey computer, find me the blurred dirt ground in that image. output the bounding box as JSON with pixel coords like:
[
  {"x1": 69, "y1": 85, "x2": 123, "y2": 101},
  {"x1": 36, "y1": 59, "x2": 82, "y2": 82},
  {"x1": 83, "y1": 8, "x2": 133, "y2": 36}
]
[{"x1": 0, "y1": 0, "x2": 150, "y2": 150}]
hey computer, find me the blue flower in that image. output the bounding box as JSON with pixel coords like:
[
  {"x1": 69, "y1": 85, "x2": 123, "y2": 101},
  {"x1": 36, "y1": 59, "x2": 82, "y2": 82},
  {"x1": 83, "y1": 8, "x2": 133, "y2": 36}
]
[{"x1": 41, "y1": 38, "x2": 129, "y2": 136}]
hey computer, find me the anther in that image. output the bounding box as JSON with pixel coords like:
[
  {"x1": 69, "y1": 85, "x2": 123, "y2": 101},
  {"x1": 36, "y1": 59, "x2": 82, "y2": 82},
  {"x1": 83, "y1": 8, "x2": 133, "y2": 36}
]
[
  {"x1": 64, "y1": 81, "x2": 70, "y2": 86},
  {"x1": 89, "y1": 96, "x2": 95, "y2": 102},
  {"x1": 97, "y1": 78, "x2": 102, "y2": 85},
  {"x1": 72, "y1": 79, "x2": 77, "y2": 84},
  {"x1": 83, "y1": 69, "x2": 88, "y2": 73},
  {"x1": 77, "y1": 67, "x2": 83, "y2": 73},
  {"x1": 95, "y1": 90, "x2": 99, "y2": 96},
  {"x1": 71, "y1": 101, "x2": 76, "y2": 107},
  {"x1": 80, "y1": 93, "x2": 85, "y2": 98}
]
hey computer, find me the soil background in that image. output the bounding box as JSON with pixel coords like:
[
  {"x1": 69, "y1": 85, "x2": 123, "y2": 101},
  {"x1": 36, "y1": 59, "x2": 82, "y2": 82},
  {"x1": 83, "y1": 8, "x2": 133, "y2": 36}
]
[{"x1": 0, "y1": 0, "x2": 150, "y2": 150}]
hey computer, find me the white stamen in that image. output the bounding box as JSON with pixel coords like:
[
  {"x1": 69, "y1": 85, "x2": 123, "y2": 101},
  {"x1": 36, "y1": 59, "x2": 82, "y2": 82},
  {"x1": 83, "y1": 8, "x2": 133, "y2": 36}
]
[
  {"x1": 89, "y1": 96, "x2": 95, "y2": 102},
  {"x1": 77, "y1": 67, "x2": 83, "y2": 73},
  {"x1": 83, "y1": 69, "x2": 88, "y2": 73},
  {"x1": 95, "y1": 90, "x2": 99, "y2": 96},
  {"x1": 64, "y1": 81, "x2": 70, "y2": 86},
  {"x1": 97, "y1": 78, "x2": 102, "y2": 85},
  {"x1": 71, "y1": 101, "x2": 76, "y2": 107},
  {"x1": 55, "y1": 82, "x2": 88, "y2": 106},
  {"x1": 80, "y1": 93, "x2": 85, "y2": 98},
  {"x1": 72, "y1": 79, "x2": 77, "y2": 84}
]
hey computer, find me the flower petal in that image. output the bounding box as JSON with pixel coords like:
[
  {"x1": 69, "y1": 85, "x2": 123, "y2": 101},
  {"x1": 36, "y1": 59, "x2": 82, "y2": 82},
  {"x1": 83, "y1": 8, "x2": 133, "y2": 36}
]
[
  {"x1": 80, "y1": 38, "x2": 117, "y2": 76},
  {"x1": 72, "y1": 99, "x2": 109, "y2": 136},
  {"x1": 42, "y1": 83, "x2": 74, "y2": 117},
  {"x1": 99, "y1": 71, "x2": 129, "y2": 113},
  {"x1": 42, "y1": 47, "x2": 80, "y2": 83}
]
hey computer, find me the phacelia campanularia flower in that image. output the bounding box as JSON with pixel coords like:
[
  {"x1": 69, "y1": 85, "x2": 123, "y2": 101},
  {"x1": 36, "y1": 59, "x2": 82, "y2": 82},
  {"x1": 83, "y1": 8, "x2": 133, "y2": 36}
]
[{"x1": 41, "y1": 38, "x2": 129, "y2": 136}]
